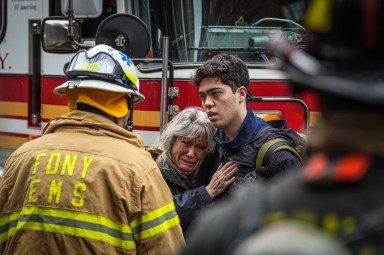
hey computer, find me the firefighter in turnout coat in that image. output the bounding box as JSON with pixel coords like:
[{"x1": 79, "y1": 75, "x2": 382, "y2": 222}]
[{"x1": 0, "y1": 44, "x2": 185, "y2": 255}]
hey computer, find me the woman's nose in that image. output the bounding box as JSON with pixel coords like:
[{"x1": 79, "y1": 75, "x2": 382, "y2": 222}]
[{"x1": 185, "y1": 147, "x2": 196, "y2": 157}]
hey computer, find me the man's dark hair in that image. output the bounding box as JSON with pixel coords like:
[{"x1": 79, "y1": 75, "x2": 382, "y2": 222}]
[{"x1": 192, "y1": 53, "x2": 250, "y2": 93}]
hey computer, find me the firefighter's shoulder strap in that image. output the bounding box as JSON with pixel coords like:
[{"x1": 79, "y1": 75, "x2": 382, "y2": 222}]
[{"x1": 255, "y1": 138, "x2": 303, "y2": 168}]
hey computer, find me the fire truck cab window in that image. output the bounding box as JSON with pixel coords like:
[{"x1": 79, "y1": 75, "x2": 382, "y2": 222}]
[{"x1": 133, "y1": 0, "x2": 307, "y2": 68}]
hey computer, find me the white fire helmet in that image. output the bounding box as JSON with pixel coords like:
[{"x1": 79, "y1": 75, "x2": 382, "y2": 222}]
[{"x1": 54, "y1": 44, "x2": 145, "y2": 103}]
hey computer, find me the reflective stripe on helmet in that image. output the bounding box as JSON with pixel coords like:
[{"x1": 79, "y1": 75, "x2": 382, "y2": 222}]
[{"x1": 305, "y1": 0, "x2": 332, "y2": 33}]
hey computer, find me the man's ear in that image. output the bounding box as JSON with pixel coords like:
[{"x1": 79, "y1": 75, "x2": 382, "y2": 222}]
[{"x1": 237, "y1": 86, "x2": 247, "y2": 102}]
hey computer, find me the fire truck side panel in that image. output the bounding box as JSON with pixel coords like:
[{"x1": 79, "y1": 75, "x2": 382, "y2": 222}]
[{"x1": 1, "y1": 1, "x2": 45, "y2": 149}]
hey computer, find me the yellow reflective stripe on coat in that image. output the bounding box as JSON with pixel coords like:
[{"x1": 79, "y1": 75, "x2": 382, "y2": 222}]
[
  {"x1": 0, "y1": 206, "x2": 136, "y2": 250},
  {"x1": 0, "y1": 210, "x2": 21, "y2": 243},
  {"x1": 130, "y1": 202, "x2": 180, "y2": 242}
]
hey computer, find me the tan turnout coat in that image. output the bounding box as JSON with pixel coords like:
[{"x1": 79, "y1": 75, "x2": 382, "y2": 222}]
[{"x1": 0, "y1": 110, "x2": 185, "y2": 255}]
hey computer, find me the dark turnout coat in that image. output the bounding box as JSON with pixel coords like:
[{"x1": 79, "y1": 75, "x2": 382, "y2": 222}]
[{"x1": 181, "y1": 152, "x2": 384, "y2": 255}]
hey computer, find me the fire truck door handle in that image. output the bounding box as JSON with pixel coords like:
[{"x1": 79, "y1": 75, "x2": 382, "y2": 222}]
[{"x1": 31, "y1": 22, "x2": 41, "y2": 126}]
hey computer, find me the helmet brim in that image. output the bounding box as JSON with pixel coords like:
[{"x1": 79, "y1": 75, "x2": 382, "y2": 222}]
[
  {"x1": 283, "y1": 51, "x2": 384, "y2": 105},
  {"x1": 268, "y1": 36, "x2": 384, "y2": 104},
  {"x1": 54, "y1": 79, "x2": 145, "y2": 104}
]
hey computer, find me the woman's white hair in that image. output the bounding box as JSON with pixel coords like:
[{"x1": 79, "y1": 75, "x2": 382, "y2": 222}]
[{"x1": 157, "y1": 107, "x2": 215, "y2": 169}]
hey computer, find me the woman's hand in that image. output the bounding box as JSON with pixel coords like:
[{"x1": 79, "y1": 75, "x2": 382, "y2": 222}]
[{"x1": 206, "y1": 161, "x2": 238, "y2": 199}]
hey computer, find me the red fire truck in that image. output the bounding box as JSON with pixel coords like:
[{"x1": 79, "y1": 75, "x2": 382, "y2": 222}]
[{"x1": 0, "y1": 0, "x2": 318, "y2": 150}]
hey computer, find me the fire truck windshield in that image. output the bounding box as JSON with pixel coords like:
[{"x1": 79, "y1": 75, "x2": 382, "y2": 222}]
[{"x1": 132, "y1": 0, "x2": 307, "y2": 68}]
